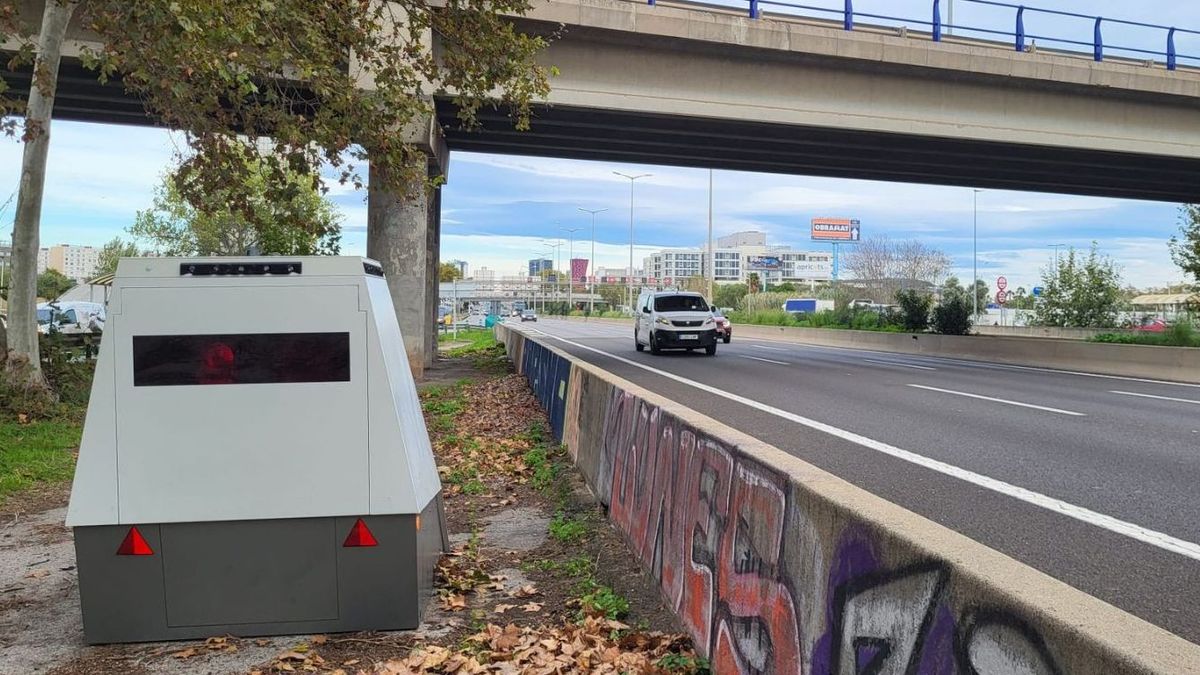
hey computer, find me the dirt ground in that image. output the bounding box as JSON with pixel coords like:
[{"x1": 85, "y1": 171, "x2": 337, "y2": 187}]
[{"x1": 0, "y1": 350, "x2": 701, "y2": 675}]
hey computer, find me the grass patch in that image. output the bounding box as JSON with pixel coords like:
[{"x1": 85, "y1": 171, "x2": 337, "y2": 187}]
[
  {"x1": 1091, "y1": 323, "x2": 1200, "y2": 348},
  {"x1": 0, "y1": 420, "x2": 81, "y2": 502},
  {"x1": 576, "y1": 580, "x2": 630, "y2": 621},
  {"x1": 549, "y1": 511, "x2": 589, "y2": 543},
  {"x1": 442, "y1": 329, "x2": 497, "y2": 355},
  {"x1": 656, "y1": 654, "x2": 712, "y2": 674}
]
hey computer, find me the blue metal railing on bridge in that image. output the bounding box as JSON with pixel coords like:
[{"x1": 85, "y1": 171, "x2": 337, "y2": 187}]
[{"x1": 643, "y1": 0, "x2": 1200, "y2": 72}]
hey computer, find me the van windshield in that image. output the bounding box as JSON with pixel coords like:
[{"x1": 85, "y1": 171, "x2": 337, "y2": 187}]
[
  {"x1": 654, "y1": 295, "x2": 708, "y2": 312},
  {"x1": 36, "y1": 309, "x2": 53, "y2": 325}
]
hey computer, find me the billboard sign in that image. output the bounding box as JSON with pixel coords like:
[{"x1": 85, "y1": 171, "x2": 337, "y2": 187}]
[
  {"x1": 570, "y1": 258, "x2": 588, "y2": 283},
  {"x1": 812, "y1": 218, "x2": 861, "y2": 242},
  {"x1": 747, "y1": 255, "x2": 783, "y2": 270}
]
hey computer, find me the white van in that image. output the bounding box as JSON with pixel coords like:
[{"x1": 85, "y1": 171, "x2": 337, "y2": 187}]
[
  {"x1": 37, "y1": 301, "x2": 106, "y2": 335},
  {"x1": 634, "y1": 290, "x2": 718, "y2": 356}
]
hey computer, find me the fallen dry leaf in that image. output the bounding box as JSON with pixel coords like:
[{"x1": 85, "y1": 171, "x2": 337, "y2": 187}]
[
  {"x1": 310, "y1": 634, "x2": 328, "y2": 645},
  {"x1": 509, "y1": 584, "x2": 538, "y2": 598},
  {"x1": 493, "y1": 603, "x2": 516, "y2": 614},
  {"x1": 24, "y1": 569, "x2": 49, "y2": 579},
  {"x1": 520, "y1": 602, "x2": 543, "y2": 613},
  {"x1": 440, "y1": 593, "x2": 468, "y2": 611},
  {"x1": 171, "y1": 648, "x2": 196, "y2": 660}
]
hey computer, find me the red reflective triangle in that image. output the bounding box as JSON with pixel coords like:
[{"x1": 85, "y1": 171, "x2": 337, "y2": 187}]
[
  {"x1": 116, "y1": 526, "x2": 154, "y2": 556},
  {"x1": 343, "y1": 518, "x2": 378, "y2": 547}
]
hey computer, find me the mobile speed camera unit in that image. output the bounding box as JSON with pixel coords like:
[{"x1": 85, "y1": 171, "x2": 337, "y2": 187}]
[{"x1": 66, "y1": 257, "x2": 446, "y2": 643}]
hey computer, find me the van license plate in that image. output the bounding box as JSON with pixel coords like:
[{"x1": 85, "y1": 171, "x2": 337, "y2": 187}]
[{"x1": 680, "y1": 334, "x2": 698, "y2": 341}]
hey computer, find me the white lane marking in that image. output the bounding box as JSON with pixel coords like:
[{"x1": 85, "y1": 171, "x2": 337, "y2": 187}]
[
  {"x1": 1110, "y1": 390, "x2": 1200, "y2": 406},
  {"x1": 864, "y1": 359, "x2": 937, "y2": 371},
  {"x1": 740, "y1": 355, "x2": 790, "y2": 366},
  {"x1": 752, "y1": 344, "x2": 789, "y2": 352},
  {"x1": 520, "y1": 328, "x2": 1200, "y2": 563},
  {"x1": 734, "y1": 335, "x2": 1200, "y2": 389},
  {"x1": 907, "y1": 384, "x2": 1086, "y2": 417}
]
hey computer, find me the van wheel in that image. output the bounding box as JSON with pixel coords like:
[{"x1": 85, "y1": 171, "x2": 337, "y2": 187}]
[
  {"x1": 649, "y1": 332, "x2": 661, "y2": 355},
  {"x1": 705, "y1": 343, "x2": 717, "y2": 356},
  {"x1": 635, "y1": 331, "x2": 644, "y2": 352},
  {"x1": 723, "y1": 335, "x2": 731, "y2": 344}
]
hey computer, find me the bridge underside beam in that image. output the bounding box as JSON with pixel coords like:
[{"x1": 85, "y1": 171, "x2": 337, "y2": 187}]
[{"x1": 439, "y1": 102, "x2": 1200, "y2": 204}]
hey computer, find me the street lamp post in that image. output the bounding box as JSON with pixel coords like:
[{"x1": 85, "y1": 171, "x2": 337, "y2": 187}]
[
  {"x1": 543, "y1": 240, "x2": 563, "y2": 314},
  {"x1": 973, "y1": 189, "x2": 982, "y2": 317},
  {"x1": 613, "y1": 171, "x2": 652, "y2": 312},
  {"x1": 1048, "y1": 243, "x2": 1066, "y2": 274},
  {"x1": 578, "y1": 207, "x2": 607, "y2": 313},
  {"x1": 707, "y1": 169, "x2": 715, "y2": 302},
  {"x1": 560, "y1": 226, "x2": 582, "y2": 313}
]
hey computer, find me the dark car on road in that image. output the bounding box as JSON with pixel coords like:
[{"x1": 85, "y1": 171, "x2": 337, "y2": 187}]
[{"x1": 520, "y1": 309, "x2": 538, "y2": 322}]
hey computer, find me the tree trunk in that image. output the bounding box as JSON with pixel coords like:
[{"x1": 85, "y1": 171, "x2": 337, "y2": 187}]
[{"x1": 6, "y1": 0, "x2": 78, "y2": 385}]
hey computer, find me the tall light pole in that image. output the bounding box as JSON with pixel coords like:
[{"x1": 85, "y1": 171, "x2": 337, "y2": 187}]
[
  {"x1": 707, "y1": 169, "x2": 715, "y2": 301},
  {"x1": 1048, "y1": 243, "x2": 1066, "y2": 274},
  {"x1": 947, "y1": 0, "x2": 954, "y2": 35},
  {"x1": 973, "y1": 188, "x2": 982, "y2": 317},
  {"x1": 560, "y1": 226, "x2": 582, "y2": 313},
  {"x1": 578, "y1": 207, "x2": 607, "y2": 313},
  {"x1": 543, "y1": 240, "x2": 563, "y2": 314},
  {"x1": 613, "y1": 171, "x2": 652, "y2": 311}
]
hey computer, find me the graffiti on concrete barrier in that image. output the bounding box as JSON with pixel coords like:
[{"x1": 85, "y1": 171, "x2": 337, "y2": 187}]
[{"x1": 598, "y1": 386, "x2": 1064, "y2": 675}]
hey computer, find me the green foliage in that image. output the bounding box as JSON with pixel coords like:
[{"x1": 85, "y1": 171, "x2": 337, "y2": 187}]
[
  {"x1": 0, "y1": 420, "x2": 80, "y2": 503},
  {"x1": 656, "y1": 654, "x2": 712, "y2": 674},
  {"x1": 725, "y1": 307, "x2": 904, "y2": 333},
  {"x1": 523, "y1": 445, "x2": 558, "y2": 491},
  {"x1": 712, "y1": 283, "x2": 748, "y2": 310},
  {"x1": 440, "y1": 262, "x2": 464, "y2": 282},
  {"x1": 549, "y1": 511, "x2": 589, "y2": 543},
  {"x1": 1032, "y1": 244, "x2": 1125, "y2": 328},
  {"x1": 894, "y1": 289, "x2": 932, "y2": 331},
  {"x1": 129, "y1": 159, "x2": 341, "y2": 256},
  {"x1": 36, "y1": 269, "x2": 75, "y2": 300},
  {"x1": 931, "y1": 294, "x2": 973, "y2": 335},
  {"x1": 1091, "y1": 322, "x2": 1200, "y2": 348},
  {"x1": 576, "y1": 580, "x2": 630, "y2": 620},
  {"x1": 1170, "y1": 204, "x2": 1200, "y2": 289},
  {"x1": 95, "y1": 237, "x2": 143, "y2": 276},
  {"x1": 71, "y1": 0, "x2": 552, "y2": 225}
]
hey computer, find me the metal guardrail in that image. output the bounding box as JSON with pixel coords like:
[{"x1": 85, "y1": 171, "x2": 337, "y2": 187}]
[{"x1": 644, "y1": 0, "x2": 1200, "y2": 71}]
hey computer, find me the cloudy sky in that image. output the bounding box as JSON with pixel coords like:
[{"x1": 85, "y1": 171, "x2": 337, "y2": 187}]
[{"x1": 1, "y1": 0, "x2": 1196, "y2": 291}]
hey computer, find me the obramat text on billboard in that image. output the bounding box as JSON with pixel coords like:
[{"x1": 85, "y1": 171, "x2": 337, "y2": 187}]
[{"x1": 811, "y1": 218, "x2": 862, "y2": 242}]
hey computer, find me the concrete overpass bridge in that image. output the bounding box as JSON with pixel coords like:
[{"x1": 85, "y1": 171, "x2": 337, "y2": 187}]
[{"x1": 7, "y1": 0, "x2": 1200, "y2": 375}]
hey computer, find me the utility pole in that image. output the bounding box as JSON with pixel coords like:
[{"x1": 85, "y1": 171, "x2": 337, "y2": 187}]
[
  {"x1": 973, "y1": 189, "x2": 982, "y2": 317},
  {"x1": 613, "y1": 171, "x2": 651, "y2": 312},
  {"x1": 560, "y1": 226, "x2": 582, "y2": 314},
  {"x1": 578, "y1": 207, "x2": 607, "y2": 313},
  {"x1": 707, "y1": 169, "x2": 714, "y2": 302},
  {"x1": 947, "y1": 0, "x2": 954, "y2": 35}
]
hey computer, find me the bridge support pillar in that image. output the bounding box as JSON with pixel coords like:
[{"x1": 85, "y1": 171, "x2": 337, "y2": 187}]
[{"x1": 367, "y1": 111, "x2": 448, "y2": 379}]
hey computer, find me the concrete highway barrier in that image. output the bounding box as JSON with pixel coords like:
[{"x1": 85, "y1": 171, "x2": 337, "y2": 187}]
[
  {"x1": 558, "y1": 316, "x2": 1200, "y2": 384},
  {"x1": 495, "y1": 322, "x2": 1200, "y2": 674}
]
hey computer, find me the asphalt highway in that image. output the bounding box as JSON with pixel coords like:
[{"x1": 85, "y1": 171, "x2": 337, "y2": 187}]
[{"x1": 519, "y1": 318, "x2": 1200, "y2": 644}]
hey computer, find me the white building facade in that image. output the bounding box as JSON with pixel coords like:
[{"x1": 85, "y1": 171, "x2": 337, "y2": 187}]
[{"x1": 642, "y1": 231, "x2": 832, "y2": 286}]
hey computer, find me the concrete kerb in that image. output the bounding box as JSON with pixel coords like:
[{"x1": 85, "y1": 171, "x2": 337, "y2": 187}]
[
  {"x1": 554, "y1": 315, "x2": 1200, "y2": 384},
  {"x1": 494, "y1": 322, "x2": 1200, "y2": 674}
]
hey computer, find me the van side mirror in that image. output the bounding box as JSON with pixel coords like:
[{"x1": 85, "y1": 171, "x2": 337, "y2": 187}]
[{"x1": 642, "y1": 307, "x2": 650, "y2": 314}]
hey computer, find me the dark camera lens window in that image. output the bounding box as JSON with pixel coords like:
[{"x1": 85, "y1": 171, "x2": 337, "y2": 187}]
[{"x1": 132, "y1": 333, "x2": 350, "y2": 386}]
